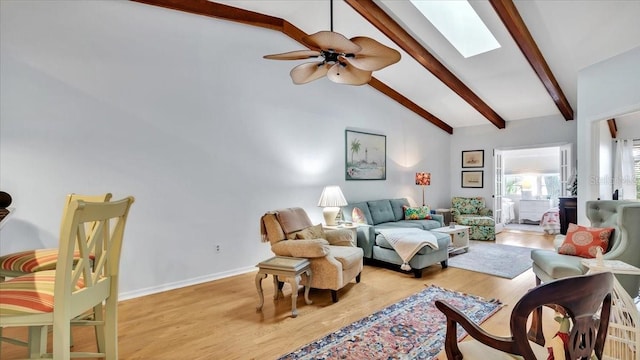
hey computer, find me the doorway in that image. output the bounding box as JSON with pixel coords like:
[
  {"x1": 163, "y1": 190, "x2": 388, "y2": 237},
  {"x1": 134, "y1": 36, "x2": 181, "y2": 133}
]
[{"x1": 494, "y1": 144, "x2": 572, "y2": 231}]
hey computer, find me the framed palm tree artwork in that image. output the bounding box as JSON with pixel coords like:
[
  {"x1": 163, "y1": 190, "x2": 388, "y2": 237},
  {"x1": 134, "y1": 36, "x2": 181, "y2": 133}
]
[{"x1": 345, "y1": 130, "x2": 386, "y2": 180}]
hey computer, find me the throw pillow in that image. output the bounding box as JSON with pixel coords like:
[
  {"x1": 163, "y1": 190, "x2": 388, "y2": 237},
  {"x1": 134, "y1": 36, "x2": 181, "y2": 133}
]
[
  {"x1": 294, "y1": 224, "x2": 326, "y2": 240},
  {"x1": 403, "y1": 205, "x2": 432, "y2": 220},
  {"x1": 557, "y1": 223, "x2": 614, "y2": 258},
  {"x1": 352, "y1": 207, "x2": 367, "y2": 224}
]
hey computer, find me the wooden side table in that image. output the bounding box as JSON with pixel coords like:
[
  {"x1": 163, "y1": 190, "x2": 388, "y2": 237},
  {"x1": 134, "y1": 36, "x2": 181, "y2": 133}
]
[
  {"x1": 323, "y1": 224, "x2": 358, "y2": 245},
  {"x1": 581, "y1": 259, "x2": 640, "y2": 360},
  {"x1": 255, "y1": 256, "x2": 312, "y2": 318},
  {"x1": 432, "y1": 225, "x2": 470, "y2": 254}
]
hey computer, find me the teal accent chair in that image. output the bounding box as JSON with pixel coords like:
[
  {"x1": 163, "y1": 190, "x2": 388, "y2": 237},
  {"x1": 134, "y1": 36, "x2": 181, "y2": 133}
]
[{"x1": 531, "y1": 200, "x2": 640, "y2": 298}]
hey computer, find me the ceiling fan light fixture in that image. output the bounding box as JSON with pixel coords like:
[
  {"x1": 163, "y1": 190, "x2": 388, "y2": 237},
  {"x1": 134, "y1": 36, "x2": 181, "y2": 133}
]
[{"x1": 263, "y1": 1, "x2": 401, "y2": 86}]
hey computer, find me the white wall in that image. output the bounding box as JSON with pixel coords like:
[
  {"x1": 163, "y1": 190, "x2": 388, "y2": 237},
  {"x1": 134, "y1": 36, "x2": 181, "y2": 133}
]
[
  {"x1": 450, "y1": 115, "x2": 577, "y2": 210},
  {"x1": 577, "y1": 46, "x2": 640, "y2": 223},
  {"x1": 0, "y1": 1, "x2": 451, "y2": 299},
  {"x1": 616, "y1": 112, "x2": 640, "y2": 137}
]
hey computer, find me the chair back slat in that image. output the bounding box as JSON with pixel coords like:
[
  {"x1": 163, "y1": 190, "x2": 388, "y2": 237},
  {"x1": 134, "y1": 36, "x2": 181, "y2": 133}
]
[{"x1": 55, "y1": 197, "x2": 134, "y2": 312}]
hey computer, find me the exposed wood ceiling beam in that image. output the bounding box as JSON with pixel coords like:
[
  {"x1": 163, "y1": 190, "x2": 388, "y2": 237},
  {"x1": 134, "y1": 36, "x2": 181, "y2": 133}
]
[
  {"x1": 130, "y1": 0, "x2": 453, "y2": 133},
  {"x1": 369, "y1": 78, "x2": 453, "y2": 133},
  {"x1": 489, "y1": 0, "x2": 574, "y2": 120},
  {"x1": 607, "y1": 118, "x2": 617, "y2": 139},
  {"x1": 345, "y1": 0, "x2": 506, "y2": 129}
]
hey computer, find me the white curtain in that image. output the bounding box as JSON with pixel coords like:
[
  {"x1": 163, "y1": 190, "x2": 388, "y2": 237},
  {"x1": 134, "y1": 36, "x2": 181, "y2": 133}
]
[{"x1": 613, "y1": 139, "x2": 637, "y2": 200}]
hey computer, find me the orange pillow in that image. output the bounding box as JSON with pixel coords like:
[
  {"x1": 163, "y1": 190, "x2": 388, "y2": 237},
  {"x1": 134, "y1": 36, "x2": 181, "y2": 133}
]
[{"x1": 557, "y1": 223, "x2": 614, "y2": 258}]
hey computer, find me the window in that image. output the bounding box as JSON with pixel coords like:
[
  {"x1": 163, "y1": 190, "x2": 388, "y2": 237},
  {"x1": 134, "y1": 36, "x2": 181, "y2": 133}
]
[
  {"x1": 504, "y1": 174, "x2": 560, "y2": 200},
  {"x1": 409, "y1": 0, "x2": 500, "y2": 58}
]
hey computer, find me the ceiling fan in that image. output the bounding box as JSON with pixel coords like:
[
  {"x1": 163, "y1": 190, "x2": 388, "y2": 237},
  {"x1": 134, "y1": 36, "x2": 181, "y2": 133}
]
[{"x1": 263, "y1": 0, "x2": 401, "y2": 86}]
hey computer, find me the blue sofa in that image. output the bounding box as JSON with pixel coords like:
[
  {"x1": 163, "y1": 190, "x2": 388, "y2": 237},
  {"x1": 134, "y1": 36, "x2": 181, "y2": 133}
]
[{"x1": 342, "y1": 198, "x2": 450, "y2": 278}]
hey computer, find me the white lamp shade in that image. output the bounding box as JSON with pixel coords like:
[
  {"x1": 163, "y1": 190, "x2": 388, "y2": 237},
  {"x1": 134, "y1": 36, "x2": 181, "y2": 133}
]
[
  {"x1": 318, "y1": 186, "x2": 348, "y2": 226},
  {"x1": 317, "y1": 186, "x2": 348, "y2": 207}
]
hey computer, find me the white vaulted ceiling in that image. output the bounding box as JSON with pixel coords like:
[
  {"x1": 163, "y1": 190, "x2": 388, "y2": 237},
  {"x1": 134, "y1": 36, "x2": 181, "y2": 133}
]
[{"x1": 135, "y1": 0, "x2": 640, "y2": 132}]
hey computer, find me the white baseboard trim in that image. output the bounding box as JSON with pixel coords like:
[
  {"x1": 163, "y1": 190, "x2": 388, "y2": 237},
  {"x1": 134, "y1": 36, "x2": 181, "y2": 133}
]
[{"x1": 119, "y1": 266, "x2": 256, "y2": 301}]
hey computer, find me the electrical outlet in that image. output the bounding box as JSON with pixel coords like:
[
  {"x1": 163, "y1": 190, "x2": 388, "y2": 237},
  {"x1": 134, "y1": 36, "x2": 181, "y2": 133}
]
[{"x1": 215, "y1": 244, "x2": 221, "y2": 253}]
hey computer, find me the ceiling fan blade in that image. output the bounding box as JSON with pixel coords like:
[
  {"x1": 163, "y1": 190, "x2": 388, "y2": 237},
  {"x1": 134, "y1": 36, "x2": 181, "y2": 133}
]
[
  {"x1": 327, "y1": 63, "x2": 372, "y2": 86},
  {"x1": 263, "y1": 50, "x2": 321, "y2": 60},
  {"x1": 303, "y1": 31, "x2": 361, "y2": 54},
  {"x1": 290, "y1": 62, "x2": 330, "y2": 84},
  {"x1": 346, "y1": 37, "x2": 401, "y2": 71}
]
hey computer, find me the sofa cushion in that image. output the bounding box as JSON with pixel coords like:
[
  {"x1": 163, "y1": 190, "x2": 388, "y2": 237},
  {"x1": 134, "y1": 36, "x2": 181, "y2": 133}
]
[
  {"x1": 367, "y1": 200, "x2": 395, "y2": 225},
  {"x1": 328, "y1": 245, "x2": 364, "y2": 270},
  {"x1": 405, "y1": 219, "x2": 442, "y2": 230},
  {"x1": 324, "y1": 229, "x2": 354, "y2": 246},
  {"x1": 390, "y1": 198, "x2": 410, "y2": 221},
  {"x1": 557, "y1": 223, "x2": 613, "y2": 258},
  {"x1": 457, "y1": 215, "x2": 494, "y2": 226},
  {"x1": 375, "y1": 221, "x2": 424, "y2": 230},
  {"x1": 530, "y1": 249, "x2": 586, "y2": 279},
  {"x1": 375, "y1": 231, "x2": 449, "y2": 255}
]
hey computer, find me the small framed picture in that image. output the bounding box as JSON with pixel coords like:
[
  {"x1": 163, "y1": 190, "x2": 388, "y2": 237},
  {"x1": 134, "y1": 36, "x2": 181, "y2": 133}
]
[
  {"x1": 461, "y1": 150, "x2": 484, "y2": 168},
  {"x1": 461, "y1": 171, "x2": 484, "y2": 188}
]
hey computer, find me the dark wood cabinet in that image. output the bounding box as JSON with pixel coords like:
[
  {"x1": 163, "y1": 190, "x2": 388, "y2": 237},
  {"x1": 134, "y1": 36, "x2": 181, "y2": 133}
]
[{"x1": 558, "y1": 197, "x2": 578, "y2": 235}]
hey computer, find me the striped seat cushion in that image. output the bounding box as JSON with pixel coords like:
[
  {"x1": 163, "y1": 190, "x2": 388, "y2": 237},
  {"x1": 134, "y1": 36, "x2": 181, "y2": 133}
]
[
  {"x1": 0, "y1": 249, "x2": 91, "y2": 274},
  {"x1": 0, "y1": 270, "x2": 85, "y2": 316}
]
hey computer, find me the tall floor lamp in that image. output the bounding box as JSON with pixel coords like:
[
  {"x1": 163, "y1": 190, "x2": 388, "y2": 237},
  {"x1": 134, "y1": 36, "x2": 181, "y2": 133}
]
[{"x1": 415, "y1": 172, "x2": 431, "y2": 206}]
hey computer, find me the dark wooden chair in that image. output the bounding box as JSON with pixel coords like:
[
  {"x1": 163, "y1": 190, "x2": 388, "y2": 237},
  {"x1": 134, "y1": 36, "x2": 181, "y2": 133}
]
[{"x1": 435, "y1": 272, "x2": 613, "y2": 360}]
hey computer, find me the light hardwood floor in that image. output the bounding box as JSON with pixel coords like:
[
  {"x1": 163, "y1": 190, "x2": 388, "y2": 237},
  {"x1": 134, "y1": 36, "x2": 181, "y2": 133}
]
[{"x1": 1, "y1": 230, "x2": 555, "y2": 359}]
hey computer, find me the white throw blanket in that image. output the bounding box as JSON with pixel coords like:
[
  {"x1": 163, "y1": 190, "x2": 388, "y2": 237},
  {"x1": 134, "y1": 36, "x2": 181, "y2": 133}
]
[{"x1": 377, "y1": 228, "x2": 439, "y2": 271}]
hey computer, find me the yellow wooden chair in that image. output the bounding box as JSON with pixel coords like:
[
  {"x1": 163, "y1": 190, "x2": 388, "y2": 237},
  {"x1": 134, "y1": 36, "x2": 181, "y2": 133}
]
[
  {"x1": 0, "y1": 193, "x2": 113, "y2": 280},
  {"x1": 0, "y1": 196, "x2": 135, "y2": 359}
]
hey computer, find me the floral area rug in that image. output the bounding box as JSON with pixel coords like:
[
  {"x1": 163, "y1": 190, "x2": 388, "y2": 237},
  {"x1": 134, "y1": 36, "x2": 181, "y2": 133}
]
[{"x1": 278, "y1": 285, "x2": 502, "y2": 360}]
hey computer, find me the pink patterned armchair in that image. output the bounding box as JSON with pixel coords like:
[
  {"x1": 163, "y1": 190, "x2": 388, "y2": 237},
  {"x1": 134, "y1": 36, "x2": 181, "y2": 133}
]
[{"x1": 451, "y1": 197, "x2": 495, "y2": 241}]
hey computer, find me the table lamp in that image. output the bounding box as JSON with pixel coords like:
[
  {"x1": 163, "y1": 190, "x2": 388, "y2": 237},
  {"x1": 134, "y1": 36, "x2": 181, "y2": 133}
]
[
  {"x1": 317, "y1": 185, "x2": 348, "y2": 226},
  {"x1": 415, "y1": 172, "x2": 431, "y2": 206}
]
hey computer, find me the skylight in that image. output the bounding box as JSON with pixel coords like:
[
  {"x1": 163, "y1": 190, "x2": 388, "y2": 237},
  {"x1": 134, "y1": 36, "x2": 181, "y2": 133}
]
[{"x1": 410, "y1": 0, "x2": 501, "y2": 58}]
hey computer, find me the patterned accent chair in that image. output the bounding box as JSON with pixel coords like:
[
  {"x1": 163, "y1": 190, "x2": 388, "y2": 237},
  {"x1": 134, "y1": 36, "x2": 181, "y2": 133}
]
[
  {"x1": 260, "y1": 207, "x2": 364, "y2": 302},
  {"x1": 451, "y1": 197, "x2": 495, "y2": 241}
]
